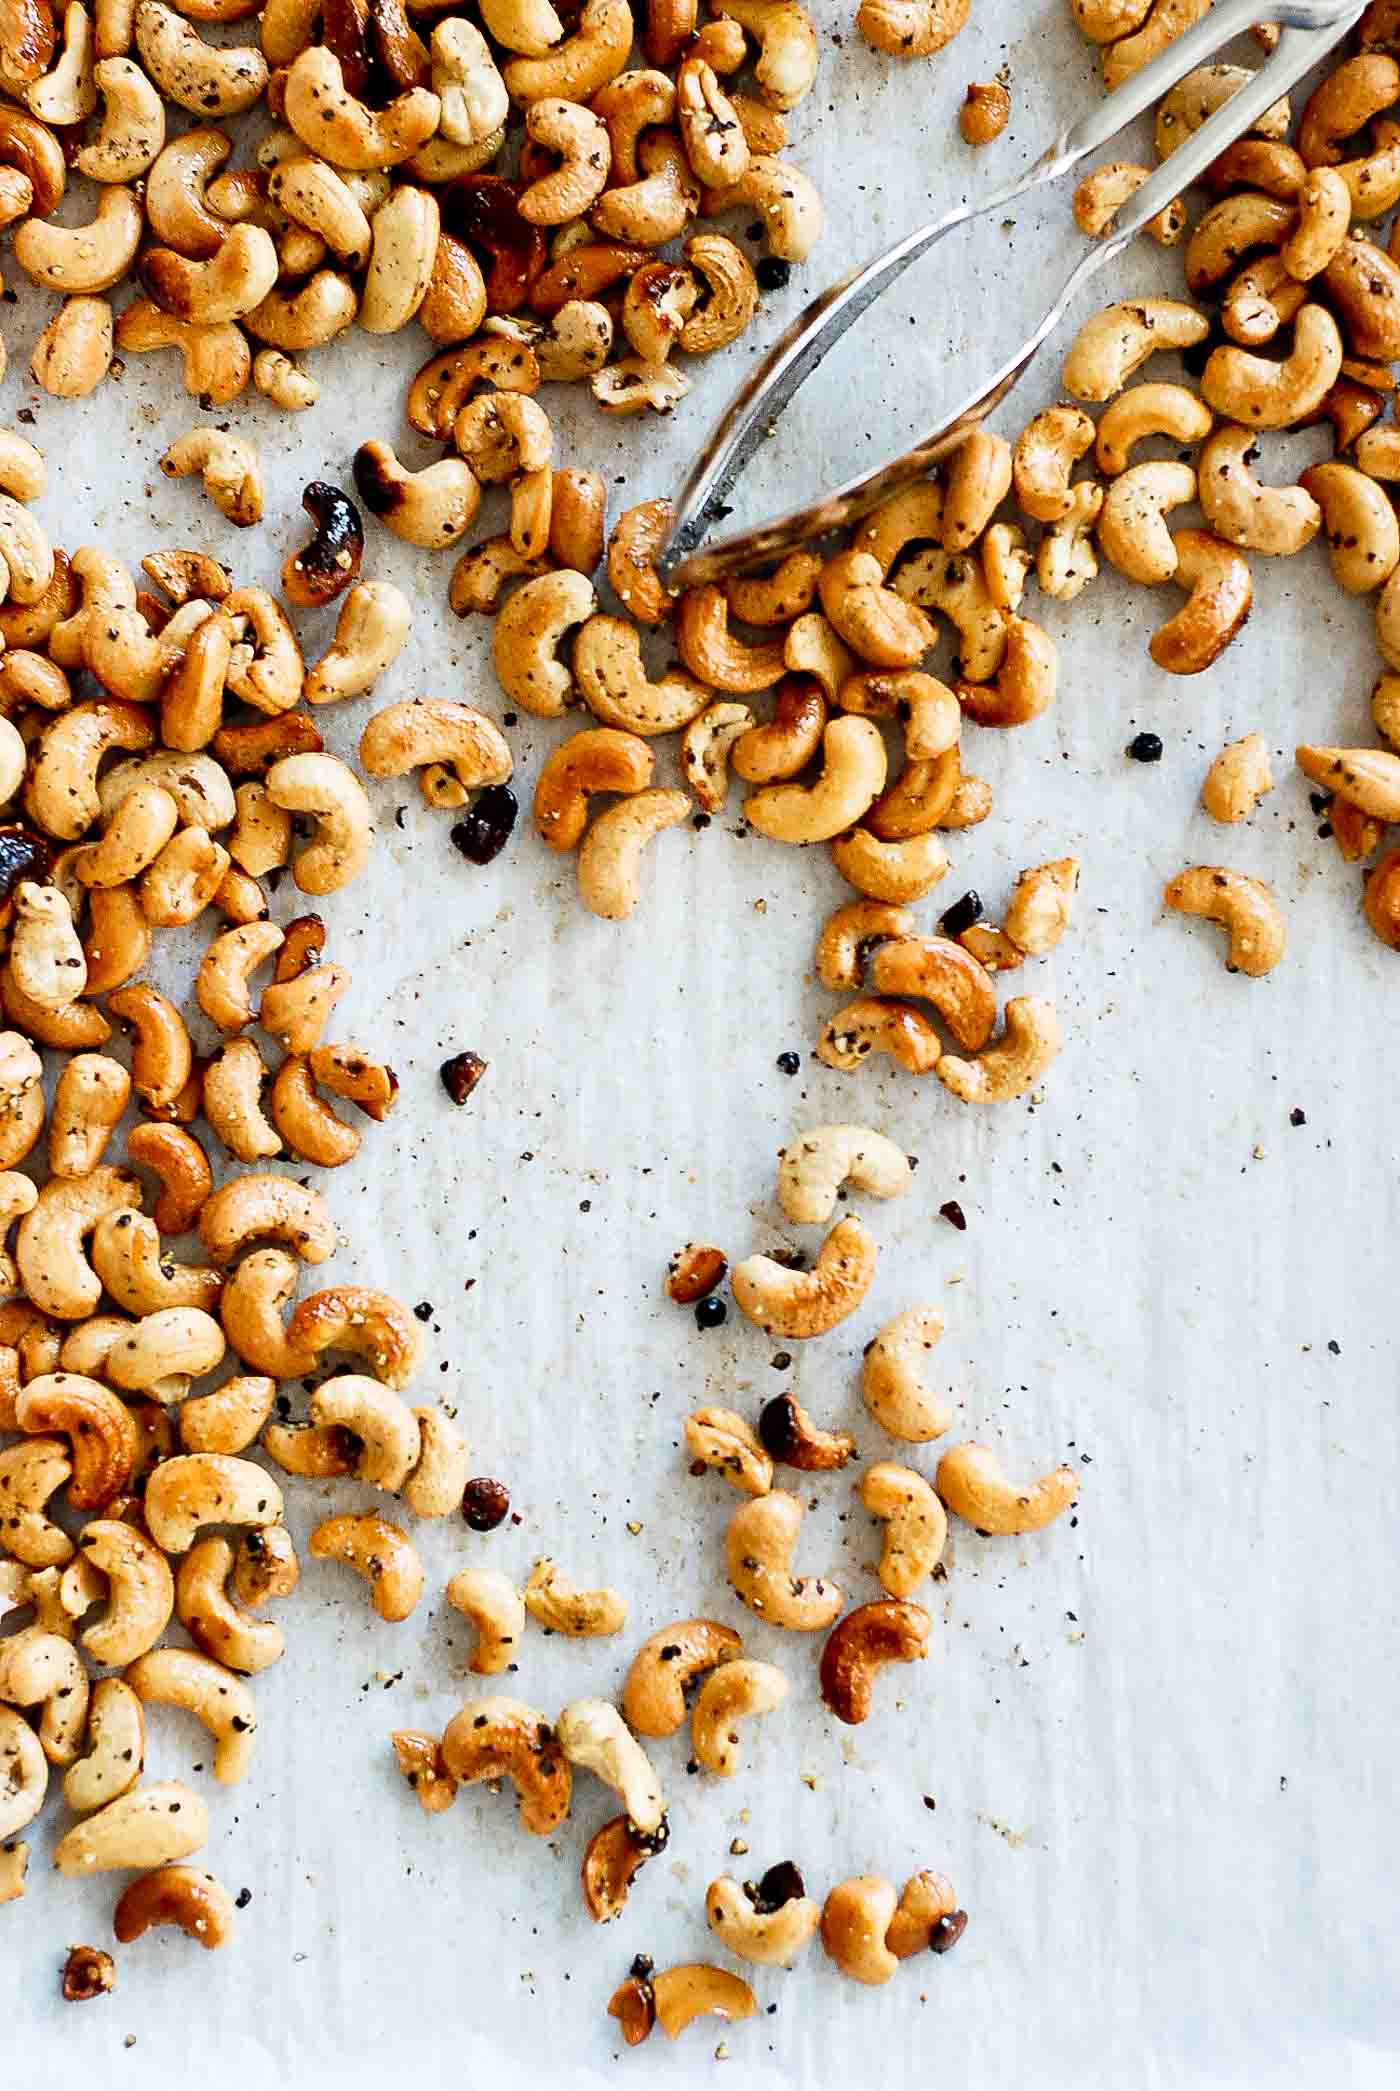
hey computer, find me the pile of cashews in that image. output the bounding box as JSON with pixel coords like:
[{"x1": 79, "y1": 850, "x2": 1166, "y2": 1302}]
[
  {"x1": 1056, "y1": 0, "x2": 1400, "y2": 964},
  {"x1": 0, "y1": 0, "x2": 833, "y2": 448},
  {"x1": 0, "y1": 482, "x2": 543, "y2": 1959}
]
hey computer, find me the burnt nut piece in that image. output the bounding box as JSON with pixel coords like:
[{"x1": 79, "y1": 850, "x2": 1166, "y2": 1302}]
[
  {"x1": 461, "y1": 1477, "x2": 510, "y2": 1531},
  {"x1": 440, "y1": 1050, "x2": 487, "y2": 1105},
  {"x1": 607, "y1": 1972, "x2": 656, "y2": 2046},
  {"x1": 281, "y1": 484, "x2": 364, "y2": 611},
  {"x1": 582, "y1": 1811, "x2": 668, "y2": 1922},
  {"x1": 62, "y1": 1945, "x2": 115, "y2": 2001},
  {"x1": 758, "y1": 1393, "x2": 856, "y2": 1472},
  {"x1": 664, "y1": 1242, "x2": 727, "y2": 1304},
  {"x1": 819, "y1": 1599, "x2": 931, "y2": 1725}
]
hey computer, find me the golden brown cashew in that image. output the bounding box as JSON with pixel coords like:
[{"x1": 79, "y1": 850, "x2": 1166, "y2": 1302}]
[
  {"x1": 490, "y1": 572, "x2": 596, "y2": 716},
  {"x1": 253, "y1": 349, "x2": 318, "y2": 409},
  {"x1": 865, "y1": 933, "x2": 997, "y2": 1049},
  {"x1": 179, "y1": 1372, "x2": 275, "y2": 1457},
  {"x1": 1093, "y1": 383, "x2": 1212, "y2": 476},
  {"x1": 1071, "y1": 161, "x2": 1186, "y2": 244},
  {"x1": 16, "y1": 1168, "x2": 142, "y2": 1321},
  {"x1": 264, "y1": 754, "x2": 371, "y2": 895},
  {"x1": 733, "y1": 1216, "x2": 877, "y2": 1340},
  {"x1": 0, "y1": 1173, "x2": 37, "y2": 1296},
  {"x1": 1164, "y1": 865, "x2": 1287, "y2": 974},
  {"x1": 936, "y1": 1441, "x2": 1078, "y2": 1534},
  {"x1": 1149, "y1": 531, "x2": 1253, "y2": 675},
  {"x1": 353, "y1": 440, "x2": 479, "y2": 549},
  {"x1": 724, "y1": 1489, "x2": 842, "y2": 1629},
  {"x1": 1283, "y1": 166, "x2": 1352, "y2": 277},
  {"x1": 105, "y1": 1307, "x2": 224, "y2": 1394},
  {"x1": 676, "y1": 584, "x2": 786, "y2": 690},
  {"x1": 857, "y1": 0, "x2": 968, "y2": 56},
  {"x1": 13, "y1": 184, "x2": 142, "y2": 294},
  {"x1": 582, "y1": 1813, "x2": 662, "y2": 1922},
  {"x1": 556, "y1": 1698, "x2": 663, "y2": 1834},
  {"x1": 860, "y1": 1462, "x2": 948, "y2": 1596},
  {"x1": 308, "y1": 1512, "x2": 423, "y2": 1620},
  {"x1": 813, "y1": 899, "x2": 915, "y2": 990},
  {"x1": 818, "y1": 550, "x2": 934, "y2": 669},
  {"x1": 26, "y1": 698, "x2": 153, "y2": 840},
  {"x1": 1200, "y1": 304, "x2": 1343, "y2": 426},
  {"x1": 160, "y1": 428, "x2": 263, "y2": 528},
  {"x1": 199, "y1": 1174, "x2": 335, "y2": 1269},
  {"x1": 283, "y1": 46, "x2": 439, "y2": 168},
  {"x1": 732, "y1": 675, "x2": 827, "y2": 783},
  {"x1": 1296, "y1": 743, "x2": 1400, "y2": 820},
  {"x1": 1005, "y1": 856, "x2": 1080, "y2": 956},
  {"x1": 1203, "y1": 735, "x2": 1274, "y2": 823},
  {"x1": 683, "y1": 1407, "x2": 773, "y2": 1495},
  {"x1": 0, "y1": 1438, "x2": 74, "y2": 1566},
  {"x1": 776, "y1": 1125, "x2": 911, "y2": 1226},
  {"x1": 269, "y1": 1059, "x2": 359, "y2": 1167},
  {"x1": 74, "y1": 1521, "x2": 173, "y2": 1666},
  {"x1": 819, "y1": 1598, "x2": 929, "y2": 1724},
  {"x1": 301, "y1": 582, "x2": 410, "y2": 707},
  {"x1": 690, "y1": 1658, "x2": 787, "y2": 1775},
  {"x1": 203, "y1": 1040, "x2": 281, "y2": 1163},
  {"x1": 523, "y1": 1557, "x2": 625, "y2": 1637},
  {"x1": 701, "y1": 151, "x2": 821, "y2": 259},
  {"x1": 62, "y1": 1677, "x2": 145, "y2": 1813},
  {"x1": 706, "y1": 1866, "x2": 820, "y2": 1968},
  {"x1": 577, "y1": 788, "x2": 690, "y2": 920},
  {"x1": 217, "y1": 1249, "x2": 313, "y2": 1379},
  {"x1": 307, "y1": 1042, "x2": 396, "y2": 1123},
  {"x1": 445, "y1": 1568, "x2": 525, "y2": 1675},
  {"x1": 940, "y1": 430, "x2": 1012, "y2": 551},
  {"x1": 744, "y1": 717, "x2": 886, "y2": 844},
  {"x1": 135, "y1": 1, "x2": 265, "y2": 112},
  {"x1": 937, "y1": 993, "x2": 1062, "y2": 1103},
  {"x1": 1300, "y1": 460, "x2": 1400, "y2": 590},
  {"x1": 886, "y1": 1871, "x2": 963, "y2": 1957},
  {"x1": 621, "y1": 1619, "x2": 743, "y2": 1736},
  {"x1": 1197, "y1": 425, "x2": 1321, "y2": 555},
  {"x1": 390, "y1": 1730, "x2": 458, "y2": 1815},
  {"x1": 9, "y1": 883, "x2": 85, "y2": 1011},
  {"x1": 439, "y1": 1695, "x2": 571, "y2": 1834},
  {"x1": 124, "y1": 1648, "x2": 255, "y2": 1784},
  {"x1": 1062, "y1": 299, "x2": 1210, "y2": 402},
  {"x1": 144, "y1": 1452, "x2": 282, "y2": 1553},
  {"x1": 574, "y1": 614, "x2": 707, "y2": 735},
  {"x1": 92, "y1": 1213, "x2": 221, "y2": 1318},
  {"x1": 176, "y1": 1537, "x2": 285, "y2": 1672},
  {"x1": 0, "y1": 1624, "x2": 89, "y2": 1762},
  {"x1": 1098, "y1": 461, "x2": 1197, "y2": 583},
  {"x1": 863, "y1": 1309, "x2": 952, "y2": 1441},
  {"x1": 305, "y1": 1375, "x2": 418, "y2": 1490},
  {"x1": 400, "y1": 1409, "x2": 468, "y2": 1521},
  {"x1": 114, "y1": 1865, "x2": 236, "y2": 1950},
  {"x1": 680, "y1": 701, "x2": 756, "y2": 812},
  {"x1": 244, "y1": 269, "x2": 358, "y2": 353},
  {"x1": 286, "y1": 1288, "x2": 419, "y2": 1391},
  {"x1": 196, "y1": 922, "x2": 283, "y2": 1035},
  {"x1": 53, "y1": 1780, "x2": 208, "y2": 1875},
  {"x1": 140, "y1": 826, "x2": 231, "y2": 927},
  {"x1": 31, "y1": 297, "x2": 114, "y2": 399},
  {"x1": 114, "y1": 301, "x2": 249, "y2": 405}
]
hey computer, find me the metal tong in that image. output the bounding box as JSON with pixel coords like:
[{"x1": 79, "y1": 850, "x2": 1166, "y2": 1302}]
[{"x1": 658, "y1": 0, "x2": 1368, "y2": 588}]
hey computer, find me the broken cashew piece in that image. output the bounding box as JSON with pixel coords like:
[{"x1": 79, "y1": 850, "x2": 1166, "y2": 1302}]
[{"x1": 523, "y1": 1557, "x2": 625, "y2": 1637}]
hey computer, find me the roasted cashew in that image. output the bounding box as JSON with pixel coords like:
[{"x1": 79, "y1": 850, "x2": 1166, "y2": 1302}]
[
  {"x1": 556, "y1": 1697, "x2": 663, "y2": 1834},
  {"x1": 700, "y1": 152, "x2": 821, "y2": 260},
  {"x1": 1098, "y1": 462, "x2": 1197, "y2": 583},
  {"x1": 744, "y1": 718, "x2": 886, "y2": 844},
  {"x1": 48, "y1": 1054, "x2": 130, "y2": 1178},
  {"x1": 303, "y1": 581, "x2": 410, "y2": 706},
  {"x1": 857, "y1": 0, "x2": 968, "y2": 57},
  {"x1": 439, "y1": 1695, "x2": 571, "y2": 1834},
  {"x1": 0, "y1": 1437, "x2": 74, "y2": 1567},
  {"x1": 135, "y1": 0, "x2": 265, "y2": 113},
  {"x1": 1197, "y1": 425, "x2": 1321, "y2": 555},
  {"x1": 16, "y1": 1167, "x2": 141, "y2": 1321},
  {"x1": 936, "y1": 1441, "x2": 1078, "y2": 1534},
  {"x1": 92, "y1": 1212, "x2": 221, "y2": 1317},
  {"x1": 444, "y1": 1569, "x2": 525, "y2": 1675},
  {"x1": 1149, "y1": 530, "x2": 1253, "y2": 674},
  {"x1": 523, "y1": 1557, "x2": 625, "y2": 1637},
  {"x1": 1072, "y1": 160, "x2": 1187, "y2": 244},
  {"x1": 1062, "y1": 299, "x2": 1210, "y2": 402},
  {"x1": 937, "y1": 993, "x2": 1062, "y2": 1102},
  {"x1": 114, "y1": 1865, "x2": 236, "y2": 1950},
  {"x1": 683, "y1": 1407, "x2": 773, "y2": 1495},
  {"x1": 576, "y1": 788, "x2": 690, "y2": 919},
  {"x1": 263, "y1": 754, "x2": 371, "y2": 895},
  {"x1": 179, "y1": 1373, "x2": 275, "y2": 1457},
  {"x1": 0, "y1": 1624, "x2": 90, "y2": 1762},
  {"x1": 725, "y1": 1489, "x2": 841, "y2": 1629},
  {"x1": 353, "y1": 439, "x2": 479, "y2": 549},
  {"x1": 621, "y1": 1619, "x2": 743, "y2": 1735},
  {"x1": 13, "y1": 184, "x2": 142, "y2": 294},
  {"x1": 308, "y1": 1512, "x2": 422, "y2": 1621},
  {"x1": 53, "y1": 1780, "x2": 208, "y2": 1875},
  {"x1": 818, "y1": 550, "x2": 934, "y2": 669},
  {"x1": 863, "y1": 1308, "x2": 953, "y2": 1440},
  {"x1": 125, "y1": 1647, "x2": 255, "y2": 1784},
  {"x1": 492, "y1": 571, "x2": 595, "y2": 715},
  {"x1": 1200, "y1": 303, "x2": 1343, "y2": 426},
  {"x1": 1005, "y1": 856, "x2": 1080, "y2": 956},
  {"x1": 860, "y1": 1463, "x2": 947, "y2": 1596},
  {"x1": 175, "y1": 1538, "x2": 284, "y2": 1672},
  {"x1": 63, "y1": 1676, "x2": 145, "y2": 1813},
  {"x1": 706, "y1": 1865, "x2": 820, "y2": 1968},
  {"x1": 200, "y1": 1173, "x2": 335, "y2": 1269},
  {"x1": 390, "y1": 1730, "x2": 458, "y2": 1815},
  {"x1": 1203, "y1": 734, "x2": 1274, "y2": 823},
  {"x1": 10, "y1": 883, "x2": 85, "y2": 1010},
  {"x1": 689, "y1": 1657, "x2": 788, "y2": 1778},
  {"x1": 676, "y1": 584, "x2": 786, "y2": 691},
  {"x1": 776, "y1": 1125, "x2": 910, "y2": 1226},
  {"x1": 814, "y1": 898, "x2": 915, "y2": 990},
  {"x1": 1300, "y1": 459, "x2": 1400, "y2": 591},
  {"x1": 283, "y1": 46, "x2": 439, "y2": 169},
  {"x1": 732, "y1": 675, "x2": 827, "y2": 781},
  {"x1": 819, "y1": 1598, "x2": 930, "y2": 1724},
  {"x1": 160, "y1": 428, "x2": 263, "y2": 527}
]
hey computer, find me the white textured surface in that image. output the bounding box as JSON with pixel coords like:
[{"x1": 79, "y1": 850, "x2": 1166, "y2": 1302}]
[{"x1": 8, "y1": 6, "x2": 1400, "y2": 2088}]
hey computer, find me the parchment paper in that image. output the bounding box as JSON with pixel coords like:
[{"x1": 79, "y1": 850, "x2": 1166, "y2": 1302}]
[{"x1": 7, "y1": 6, "x2": 1400, "y2": 2087}]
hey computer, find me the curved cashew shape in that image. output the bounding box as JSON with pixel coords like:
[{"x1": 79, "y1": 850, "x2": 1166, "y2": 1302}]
[
  {"x1": 675, "y1": 584, "x2": 785, "y2": 691},
  {"x1": 0, "y1": 1624, "x2": 89, "y2": 1763},
  {"x1": 53, "y1": 1779, "x2": 208, "y2": 1875},
  {"x1": 439, "y1": 1695, "x2": 571, "y2": 1835},
  {"x1": 1163, "y1": 865, "x2": 1287, "y2": 975},
  {"x1": 391, "y1": 1729, "x2": 458, "y2": 1815},
  {"x1": 733, "y1": 1215, "x2": 877, "y2": 1340},
  {"x1": 360, "y1": 700, "x2": 513, "y2": 798},
  {"x1": 621, "y1": 1619, "x2": 743, "y2": 1736},
  {"x1": 1200, "y1": 303, "x2": 1342, "y2": 427},
  {"x1": 690, "y1": 1658, "x2": 788, "y2": 1775},
  {"x1": 114, "y1": 1865, "x2": 236, "y2": 1949},
  {"x1": 683, "y1": 1407, "x2": 773, "y2": 1495},
  {"x1": 13, "y1": 184, "x2": 142, "y2": 294},
  {"x1": 307, "y1": 1375, "x2": 421, "y2": 1490},
  {"x1": 1098, "y1": 461, "x2": 1197, "y2": 583},
  {"x1": 937, "y1": 993, "x2": 1063, "y2": 1103},
  {"x1": 179, "y1": 1373, "x2": 275, "y2": 1458},
  {"x1": 445, "y1": 1568, "x2": 526, "y2": 1675},
  {"x1": 1203, "y1": 734, "x2": 1274, "y2": 824},
  {"x1": 283, "y1": 47, "x2": 440, "y2": 170},
  {"x1": 1062, "y1": 299, "x2": 1210, "y2": 402},
  {"x1": 575, "y1": 788, "x2": 690, "y2": 919},
  {"x1": 681, "y1": 700, "x2": 756, "y2": 812},
  {"x1": 263, "y1": 754, "x2": 372, "y2": 895},
  {"x1": 575, "y1": 614, "x2": 709, "y2": 735},
  {"x1": 197, "y1": 921, "x2": 284, "y2": 1034},
  {"x1": 862, "y1": 1308, "x2": 953, "y2": 1440},
  {"x1": 105, "y1": 1307, "x2": 224, "y2": 1394},
  {"x1": 744, "y1": 717, "x2": 886, "y2": 844},
  {"x1": 860, "y1": 1463, "x2": 948, "y2": 1596},
  {"x1": 936, "y1": 1441, "x2": 1078, "y2": 1534},
  {"x1": 92, "y1": 1213, "x2": 222, "y2": 1317},
  {"x1": 503, "y1": 0, "x2": 632, "y2": 102},
  {"x1": 217, "y1": 1247, "x2": 315, "y2": 1376},
  {"x1": 77, "y1": 1520, "x2": 174, "y2": 1665},
  {"x1": 818, "y1": 550, "x2": 934, "y2": 669},
  {"x1": 77, "y1": 56, "x2": 166, "y2": 181},
  {"x1": 0, "y1": 1437, "x2": 75, "y2": 1567},
  {"x1": 1300, "y1": 460, "x2": 1400, "y2": 591},
  {"x1": 10, "y1": 883, "x2": 85, "y2": 1011},
  {"x1": 308, "y1": 1513, "x2": 423, "y2": 1621},
  {"x1": 484, "y1": 570, "x2": 592, "y2": 716},
  {"x1": 1197, "y1": 426, "x2": 1320, "y2": 556},
  {"x1": 867, "y1": 933, "x2": 997, "y2": 1048},
  {"x1": 702, "y1": 153, "x2": 823, "y2": 260},
  {"x1": 160, "y1": 428, "x2": 263, "y2": 527},
  {"x1": 523, "y1": 1557, "x2": 625, "y2": 1637},
  {"x1": 16, "y1": 1168, "x2": 141, "y2": 1320},
  {"x1": 1296, "y1": 744, "x2": 1400, "y2": 822},
  {"x1": 724, "y1": 1489, "x2": 842, "y2": 1630},
  {"x1": 125, "y1": 1648, "x2": 255, "y2": 1784},
  {"x1": 705, "y1": 1867, "x2": 820, "y2": 1969},
  {"x1": 354, "y1": 439, "x2": 480, "y2": 549},
  {"x1": 63, "y1": 1676, "x2": 145, "y2": 1814},
  {"x1": 144, "y1": 1452, "x2": 283, "y2": 1553},
  {"x1": 1149, "y1": 530, "x2": 1253, "y2": 676},
  {"x1": 402, "y1": 1409, "x2": 469, "y2": 1520},
  {"x1": 135, "y1": 1, "x2": 265, "y2": 113},
  {"x1": 776, "y1": 1125, "x2": 911, "y2": 1226},
  {"x1": 819, "y1": 1598, "x2": 930, "y2": 1725},
  {"x1": 303, "y1": 581, "x2": 411, "y2": 705},
  {"x1": 175, "y1": 1537, "x2": 285, "y2": 1673},
  {"x1": 556, "y1": 1697, "x2": 663, "y2": 1834}
]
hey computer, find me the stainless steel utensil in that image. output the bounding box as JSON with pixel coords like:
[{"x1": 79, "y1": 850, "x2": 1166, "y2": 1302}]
[{"x1": 658, "y1": 0, "x2": 1367, "y2": 588}]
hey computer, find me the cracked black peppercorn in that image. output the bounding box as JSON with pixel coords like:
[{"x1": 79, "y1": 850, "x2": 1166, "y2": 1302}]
[
  {"x1": 775, "y1": 1050, "x2": 801, "y2": 1075},
  {"x1": 748, "y1": 1860, "x2": 806, "y2": 1912},
  {"x1": 939, "y1": 890, "x2": 982, "y2": 939},
  {"x1": 756, "y1": 256, "x2": 792, "y2": 291},
  {"x1": 694, "y1": 1294, "x2": 727, "y2": 1330},
  {"x1": 450, "y1": 784, "x2": 518, "y2": 866},
  {"x1": 1127, "y1": 732, "x2": 1163, "y2": 763}
]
